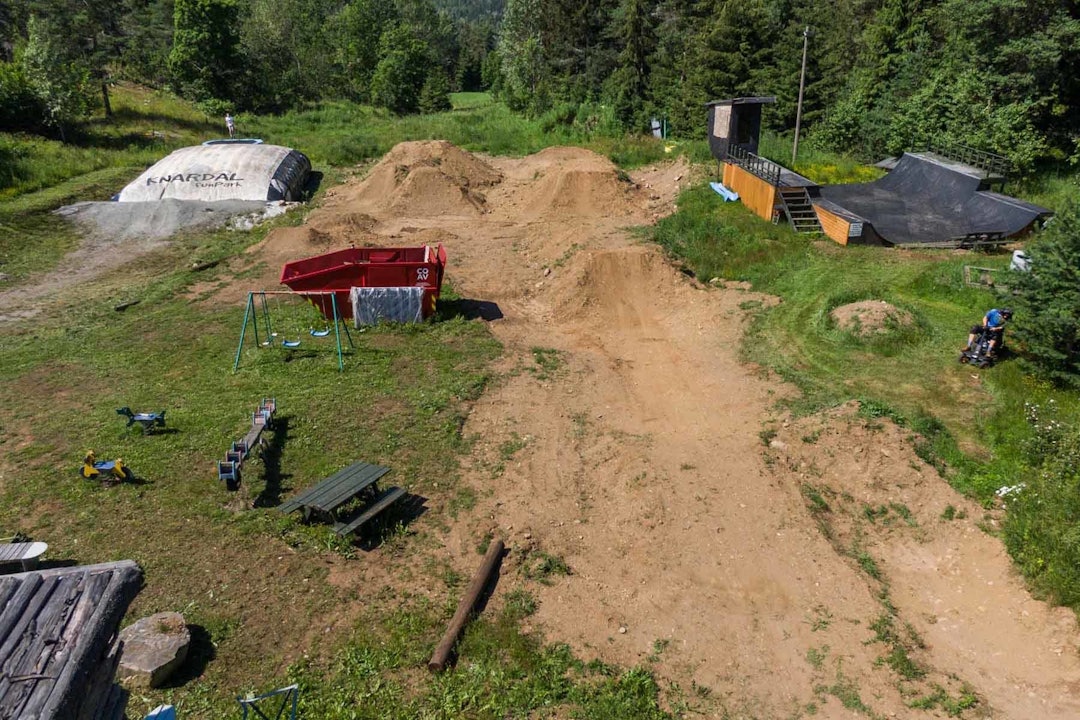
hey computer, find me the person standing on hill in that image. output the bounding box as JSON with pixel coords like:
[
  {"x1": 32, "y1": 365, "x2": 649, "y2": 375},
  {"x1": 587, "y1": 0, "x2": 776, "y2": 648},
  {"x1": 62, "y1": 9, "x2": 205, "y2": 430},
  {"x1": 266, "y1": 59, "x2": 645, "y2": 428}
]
[{"x1": 225, "y1": 113, "x2": 235, "y2": 138}]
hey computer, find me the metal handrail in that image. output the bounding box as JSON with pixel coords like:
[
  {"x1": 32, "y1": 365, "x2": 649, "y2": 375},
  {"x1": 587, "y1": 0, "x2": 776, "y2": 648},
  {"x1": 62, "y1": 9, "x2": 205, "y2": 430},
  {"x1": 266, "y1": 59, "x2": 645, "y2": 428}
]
[
  {"x1": 727, "y1": 145, "x2": 782, "y2": 187},
  {"x1": 925, "y1": 141, "x2": 1012, "y2": 178}
]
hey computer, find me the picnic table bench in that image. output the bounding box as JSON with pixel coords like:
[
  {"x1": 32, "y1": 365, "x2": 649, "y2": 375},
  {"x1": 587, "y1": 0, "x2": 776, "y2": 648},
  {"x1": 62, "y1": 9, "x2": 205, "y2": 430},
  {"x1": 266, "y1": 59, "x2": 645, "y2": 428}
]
[
  {"x1": 0, "y1": 541, "x2": 48, "y2": 572},
  {"x1": 278, "y1": 461, "x2": 405, "y2": 537}
]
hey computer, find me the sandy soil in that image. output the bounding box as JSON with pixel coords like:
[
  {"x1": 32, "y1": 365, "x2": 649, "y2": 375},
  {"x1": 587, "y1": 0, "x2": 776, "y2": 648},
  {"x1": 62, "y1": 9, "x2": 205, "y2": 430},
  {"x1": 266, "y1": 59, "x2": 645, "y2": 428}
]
[
  {"x1": 832, "y1": 299, "x2": 914, "y2": 337},
  {"x1": 226, "y1": 140, "x2": 1080, "y2": 718},
  {"x1": 23, "y1": 139, "x2": 1080, "y2": 717}
]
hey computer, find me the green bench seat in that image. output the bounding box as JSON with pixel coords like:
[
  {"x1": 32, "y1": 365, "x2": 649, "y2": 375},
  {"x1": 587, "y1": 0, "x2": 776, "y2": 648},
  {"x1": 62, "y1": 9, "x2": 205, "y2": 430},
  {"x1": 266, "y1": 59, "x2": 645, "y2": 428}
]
[{"x1": 333, "y1": 486, "x2": 406, "y2": 537}]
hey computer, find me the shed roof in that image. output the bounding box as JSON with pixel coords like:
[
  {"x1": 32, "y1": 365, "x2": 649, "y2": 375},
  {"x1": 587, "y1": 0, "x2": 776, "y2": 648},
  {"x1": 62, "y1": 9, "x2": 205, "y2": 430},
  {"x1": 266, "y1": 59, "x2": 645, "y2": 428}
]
[
  {"x1": 705, "y1": 97, "x2": 777, "y2": 107},
  {"x1": 0, "y1": 560, "x2": 143, "y2": 720}
]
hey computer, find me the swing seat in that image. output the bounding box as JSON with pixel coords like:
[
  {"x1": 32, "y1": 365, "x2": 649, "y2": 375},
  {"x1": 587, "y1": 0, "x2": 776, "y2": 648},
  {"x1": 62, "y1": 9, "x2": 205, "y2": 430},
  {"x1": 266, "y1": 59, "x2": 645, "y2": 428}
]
[
  {"x1": 310, "y1": 328, "x2": 331, "y2": 338},
  {"x1": 281, "y1": 339, "x2": 302, "y2": 349}
]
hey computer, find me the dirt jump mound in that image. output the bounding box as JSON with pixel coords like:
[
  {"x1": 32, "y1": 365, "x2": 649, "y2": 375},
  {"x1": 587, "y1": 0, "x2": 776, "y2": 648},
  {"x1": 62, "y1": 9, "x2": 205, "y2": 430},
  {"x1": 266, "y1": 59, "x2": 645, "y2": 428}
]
[
  {"x1": 334, "y1": 140, "x2": 501, "y2": 218},
  {"x1": 831, "y1": 299, "x2": 914, "y2": 337},
  {"x1": 552, "y1": 246, "x2": 678, "y2": 323},
  {"x1": 514, "y1": 147, "x2": 639, "y2": 220},
  {"x1": 248, "y1": 225, "x2": 348, "y2": 270}
]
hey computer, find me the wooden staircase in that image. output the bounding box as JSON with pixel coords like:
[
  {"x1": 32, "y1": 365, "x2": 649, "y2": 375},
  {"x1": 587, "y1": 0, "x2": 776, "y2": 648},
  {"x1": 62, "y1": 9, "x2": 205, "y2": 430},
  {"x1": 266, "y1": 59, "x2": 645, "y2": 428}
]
[{"x1": 778, "y1": 187, "x2": 822, "y2": 234}]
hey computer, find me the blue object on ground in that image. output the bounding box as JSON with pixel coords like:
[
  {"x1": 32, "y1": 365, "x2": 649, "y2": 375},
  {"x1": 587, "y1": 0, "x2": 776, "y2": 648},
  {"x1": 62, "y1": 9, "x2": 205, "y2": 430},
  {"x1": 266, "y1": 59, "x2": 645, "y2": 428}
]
[{"x1": 710, "y1": 182, "x2": 740, "y2": 202}]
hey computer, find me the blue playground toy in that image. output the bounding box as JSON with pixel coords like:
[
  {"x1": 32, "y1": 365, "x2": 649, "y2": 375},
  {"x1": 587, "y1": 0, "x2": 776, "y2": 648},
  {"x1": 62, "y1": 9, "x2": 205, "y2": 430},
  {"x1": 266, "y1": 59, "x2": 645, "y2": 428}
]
[{"x1": 117, "y1": 407, "x2": 167, "y2": 434}]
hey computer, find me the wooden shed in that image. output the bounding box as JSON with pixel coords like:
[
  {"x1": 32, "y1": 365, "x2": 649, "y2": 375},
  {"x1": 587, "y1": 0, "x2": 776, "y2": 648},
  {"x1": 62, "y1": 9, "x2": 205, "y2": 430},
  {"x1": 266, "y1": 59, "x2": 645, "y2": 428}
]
[
  {"x1": 706, "y1": 97, "x2": 776, "y2": 163},
  {"x1": 0, "y1": 560, "x2": 144, "y2": 720}
]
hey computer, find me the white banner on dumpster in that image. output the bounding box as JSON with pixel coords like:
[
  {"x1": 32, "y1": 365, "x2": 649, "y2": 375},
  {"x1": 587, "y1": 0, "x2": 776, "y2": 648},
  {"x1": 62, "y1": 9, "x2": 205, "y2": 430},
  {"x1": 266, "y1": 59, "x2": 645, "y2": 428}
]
[{"x1": 350, "y1": 286, "x2": 425, "y2": 326}]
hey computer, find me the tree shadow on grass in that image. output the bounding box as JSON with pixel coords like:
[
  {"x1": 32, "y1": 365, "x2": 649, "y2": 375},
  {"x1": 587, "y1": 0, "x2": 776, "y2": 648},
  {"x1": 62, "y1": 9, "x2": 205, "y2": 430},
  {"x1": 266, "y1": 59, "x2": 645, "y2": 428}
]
[{"x1": 254, "y1": 415, "x2": 291, "y2": 508}]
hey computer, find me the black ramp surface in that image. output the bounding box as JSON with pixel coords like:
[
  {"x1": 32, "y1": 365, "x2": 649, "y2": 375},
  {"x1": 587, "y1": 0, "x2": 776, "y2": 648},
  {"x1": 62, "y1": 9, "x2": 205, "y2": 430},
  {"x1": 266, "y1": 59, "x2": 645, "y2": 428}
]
[{"x1": 819, "y1": 153, "x2": 1050, "y2": 245}]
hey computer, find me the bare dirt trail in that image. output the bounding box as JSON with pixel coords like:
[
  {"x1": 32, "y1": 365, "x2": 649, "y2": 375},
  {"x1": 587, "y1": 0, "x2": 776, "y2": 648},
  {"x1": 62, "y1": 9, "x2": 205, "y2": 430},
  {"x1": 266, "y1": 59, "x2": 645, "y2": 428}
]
[{"x1": 206, "y1": 140, "x2": 1080, "y2": 717}]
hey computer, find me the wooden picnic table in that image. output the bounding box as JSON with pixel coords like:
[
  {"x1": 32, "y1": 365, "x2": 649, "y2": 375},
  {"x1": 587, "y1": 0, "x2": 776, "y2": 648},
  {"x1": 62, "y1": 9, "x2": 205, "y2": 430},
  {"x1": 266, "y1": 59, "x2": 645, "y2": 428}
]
[
  {"x1": 279, "y1": 461, "x2": 390, "y2": 518},
  {"x1": 278, "y1": 461, "x2": 406, "y2": 537}
]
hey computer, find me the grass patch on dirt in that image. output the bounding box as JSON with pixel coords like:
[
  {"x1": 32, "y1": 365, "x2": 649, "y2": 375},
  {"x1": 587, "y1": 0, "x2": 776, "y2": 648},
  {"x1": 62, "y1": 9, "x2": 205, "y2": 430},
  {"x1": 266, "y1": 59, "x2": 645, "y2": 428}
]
[{"x1": 287, "y1": 598, "x2": 673, "y2": 720}]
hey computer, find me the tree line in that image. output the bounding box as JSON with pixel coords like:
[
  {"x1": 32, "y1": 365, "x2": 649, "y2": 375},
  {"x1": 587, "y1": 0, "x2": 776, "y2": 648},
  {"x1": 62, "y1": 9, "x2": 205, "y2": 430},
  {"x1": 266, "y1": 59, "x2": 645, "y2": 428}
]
[
  {"x1": 0, "y1": 0, "x2": 498, "y2": 137},
  {"x1": 3, "y1": 0, "x2": 1080, "y2": 171},
  {"x1": 489, "y1": 0, "x2": 1080, "y2": 171}
]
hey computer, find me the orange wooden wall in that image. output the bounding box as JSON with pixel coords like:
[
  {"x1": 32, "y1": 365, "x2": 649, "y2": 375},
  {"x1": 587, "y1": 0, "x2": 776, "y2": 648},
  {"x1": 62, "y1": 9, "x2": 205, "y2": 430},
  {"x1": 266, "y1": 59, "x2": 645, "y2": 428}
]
[
  {"x1": 813, "y1": 205, "x2": 852, "y2": 246},
  {"x1": 722, "y1": 163, "x2": 776, "y2": 222}
]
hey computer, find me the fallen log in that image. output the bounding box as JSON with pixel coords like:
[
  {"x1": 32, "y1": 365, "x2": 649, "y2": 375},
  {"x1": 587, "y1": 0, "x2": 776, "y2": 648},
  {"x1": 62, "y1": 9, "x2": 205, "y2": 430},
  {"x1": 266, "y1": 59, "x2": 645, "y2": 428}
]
[{"x1": 427, "y1": 539, "x2": 505, "y2": 672}]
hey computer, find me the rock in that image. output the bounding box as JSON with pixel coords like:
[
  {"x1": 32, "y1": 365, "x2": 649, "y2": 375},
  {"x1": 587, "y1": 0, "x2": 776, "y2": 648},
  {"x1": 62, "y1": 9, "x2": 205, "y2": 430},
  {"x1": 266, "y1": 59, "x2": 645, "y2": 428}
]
[
  {"x1": 117, "y1": 612, "x2": 191, "y2": 689},
  {"x1": 769, "y1": 439, "x2": 788, "y2": 450},
  {"x1": 618, "y1": 626, "x2": 628, "y2": 634},
  {"x1": 0, "y1": 273, "x2": 11, "y2": 283}
]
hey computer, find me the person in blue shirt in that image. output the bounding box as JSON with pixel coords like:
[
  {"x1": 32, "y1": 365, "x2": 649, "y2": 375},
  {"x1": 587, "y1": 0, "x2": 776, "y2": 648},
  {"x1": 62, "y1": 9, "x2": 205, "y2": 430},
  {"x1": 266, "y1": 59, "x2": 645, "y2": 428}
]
[{"x1": 964, "y1": 308, "x2": 1013, "y2": 357}]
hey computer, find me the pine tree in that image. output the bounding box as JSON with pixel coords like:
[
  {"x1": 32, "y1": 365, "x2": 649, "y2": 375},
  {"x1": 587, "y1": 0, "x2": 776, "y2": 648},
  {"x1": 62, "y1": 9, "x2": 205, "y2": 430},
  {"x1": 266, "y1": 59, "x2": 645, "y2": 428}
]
[
  {"x1": 604, "y1": 0, "x2": 657, "y2": 131},
  {"x1": 168, "y1": 0, "x2": 242, "y2": 102},
  {"x1": 419, "y1": 67, "x2": 453, "y2": 113},
  {"x1": 1011, "y1": 201, "x2": 1080, "y2": 387}
]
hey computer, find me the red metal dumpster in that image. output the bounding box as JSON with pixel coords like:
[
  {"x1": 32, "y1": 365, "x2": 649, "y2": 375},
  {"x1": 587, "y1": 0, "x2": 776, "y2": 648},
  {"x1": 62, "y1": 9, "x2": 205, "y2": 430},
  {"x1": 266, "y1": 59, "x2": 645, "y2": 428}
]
[{"x1": 280, "y1": 244, "x2": 447, "y2": 320}]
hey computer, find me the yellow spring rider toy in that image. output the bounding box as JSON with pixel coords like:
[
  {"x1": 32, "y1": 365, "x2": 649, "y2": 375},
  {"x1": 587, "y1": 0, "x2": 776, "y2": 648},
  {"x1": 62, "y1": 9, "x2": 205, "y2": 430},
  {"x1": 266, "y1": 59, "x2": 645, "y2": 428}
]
[{"x1": 80, "y1": 450, "x2": 134, "y2": 484}]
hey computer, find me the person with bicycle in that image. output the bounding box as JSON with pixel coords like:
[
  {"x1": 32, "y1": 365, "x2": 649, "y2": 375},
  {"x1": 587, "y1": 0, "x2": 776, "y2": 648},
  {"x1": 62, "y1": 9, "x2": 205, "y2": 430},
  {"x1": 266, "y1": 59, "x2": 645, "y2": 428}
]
[{"x1": 964, "y1": 308, "x2": 1013, "y2": 358}]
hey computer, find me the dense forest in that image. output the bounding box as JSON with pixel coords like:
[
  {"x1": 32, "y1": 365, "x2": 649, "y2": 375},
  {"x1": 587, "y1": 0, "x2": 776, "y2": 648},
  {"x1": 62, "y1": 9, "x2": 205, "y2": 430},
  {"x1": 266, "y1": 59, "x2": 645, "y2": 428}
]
[{"x1": 2, "y1": 0, "x2": 1079, "y2": 169}]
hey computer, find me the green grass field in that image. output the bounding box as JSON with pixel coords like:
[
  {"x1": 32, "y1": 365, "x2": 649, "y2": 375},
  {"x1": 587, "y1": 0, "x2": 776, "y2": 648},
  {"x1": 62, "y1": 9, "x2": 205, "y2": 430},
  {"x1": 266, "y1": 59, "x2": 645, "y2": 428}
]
[{"x1": 2, "y1": 84, "x2": 1080, "y2": 717}]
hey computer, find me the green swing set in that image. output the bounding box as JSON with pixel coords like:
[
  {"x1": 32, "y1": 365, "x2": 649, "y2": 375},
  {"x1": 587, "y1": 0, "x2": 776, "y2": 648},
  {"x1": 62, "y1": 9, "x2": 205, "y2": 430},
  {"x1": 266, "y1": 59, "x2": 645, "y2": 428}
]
[{"x1": 233, "y1": 291, "x2": 354, "y2": 371}]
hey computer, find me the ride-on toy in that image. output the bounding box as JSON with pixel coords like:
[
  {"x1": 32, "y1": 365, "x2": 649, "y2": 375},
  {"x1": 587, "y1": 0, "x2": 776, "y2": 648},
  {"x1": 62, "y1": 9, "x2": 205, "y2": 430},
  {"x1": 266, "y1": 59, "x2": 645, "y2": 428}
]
[
  {"x1": 80, "y1": 450, "x2": 134, "y2": 483},
  {"x1": 117, "y1": 407, "x2": 167, "y2": 434},
  {"x1": 959, "y1": 328, "x2": 998, "y2": 368}
]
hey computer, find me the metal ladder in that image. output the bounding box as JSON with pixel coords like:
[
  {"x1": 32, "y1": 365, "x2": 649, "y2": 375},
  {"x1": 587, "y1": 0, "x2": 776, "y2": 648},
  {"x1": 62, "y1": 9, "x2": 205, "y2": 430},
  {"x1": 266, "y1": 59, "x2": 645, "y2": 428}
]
[{"x1": 778, "y1": 187, "x2": 822, "y2": 233}]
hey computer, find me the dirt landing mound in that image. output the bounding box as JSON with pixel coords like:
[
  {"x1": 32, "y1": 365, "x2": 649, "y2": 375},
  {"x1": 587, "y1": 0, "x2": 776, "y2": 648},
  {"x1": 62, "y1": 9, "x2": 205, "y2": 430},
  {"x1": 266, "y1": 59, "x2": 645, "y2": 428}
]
[
  {"x1": 832, "y1": 299, "x2": 913, "y2": 336},
  {"x1": 550, "y1": 246, "x2": 678, "y2": 323},
  {"x1": 327, "y1": 140, "x2": 502, "y2": 218},
  {"x1": 249, "y1": 226, "x2": 349, "y2": 271},
  {"x1": 502, "y1": 146, "x2": 640, "y2": 220}
]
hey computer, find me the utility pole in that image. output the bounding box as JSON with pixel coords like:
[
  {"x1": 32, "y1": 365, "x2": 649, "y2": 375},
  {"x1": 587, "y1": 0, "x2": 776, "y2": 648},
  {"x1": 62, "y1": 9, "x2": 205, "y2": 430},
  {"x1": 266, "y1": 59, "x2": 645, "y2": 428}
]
[{"x1": 792, "y1": 26, "x2": 811, "y2": 167}]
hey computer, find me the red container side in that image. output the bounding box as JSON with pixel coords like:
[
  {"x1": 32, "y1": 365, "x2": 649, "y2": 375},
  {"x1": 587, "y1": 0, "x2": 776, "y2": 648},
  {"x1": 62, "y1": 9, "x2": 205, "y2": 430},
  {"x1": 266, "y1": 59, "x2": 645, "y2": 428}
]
[{"x1": 279, "y1": 244, "x2": 446, "y2": 320}]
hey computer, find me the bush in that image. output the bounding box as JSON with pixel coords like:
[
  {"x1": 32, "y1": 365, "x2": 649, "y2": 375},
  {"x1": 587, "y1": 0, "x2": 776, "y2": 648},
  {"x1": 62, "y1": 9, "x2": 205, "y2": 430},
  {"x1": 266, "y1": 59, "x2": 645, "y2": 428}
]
[
  {"x1": 1003, "y1": 401, "x2": 1080, "y2": 607},
  {"x1": 0, "y1": 61, "x2": 46, "y2": 132},
  {"x1": 1010, "y1": 200, "x2": 1080, "y2": 387},
  {"x1": 418, "y1": 69, "x2": 451, "y2": 115}
]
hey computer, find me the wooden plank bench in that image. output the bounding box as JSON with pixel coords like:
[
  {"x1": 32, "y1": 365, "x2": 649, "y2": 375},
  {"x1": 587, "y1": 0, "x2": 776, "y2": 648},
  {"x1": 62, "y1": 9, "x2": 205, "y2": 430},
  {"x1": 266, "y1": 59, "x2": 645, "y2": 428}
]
[
  {"x1": 217, "y1": 398, "x2": 276, "y2": 489},
  {"x1": 0, "y1": 542, "x2": 48, "y2": 572},
  {"x1": 333, "y1": 486, "x2": 406, "y2": 536}
]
